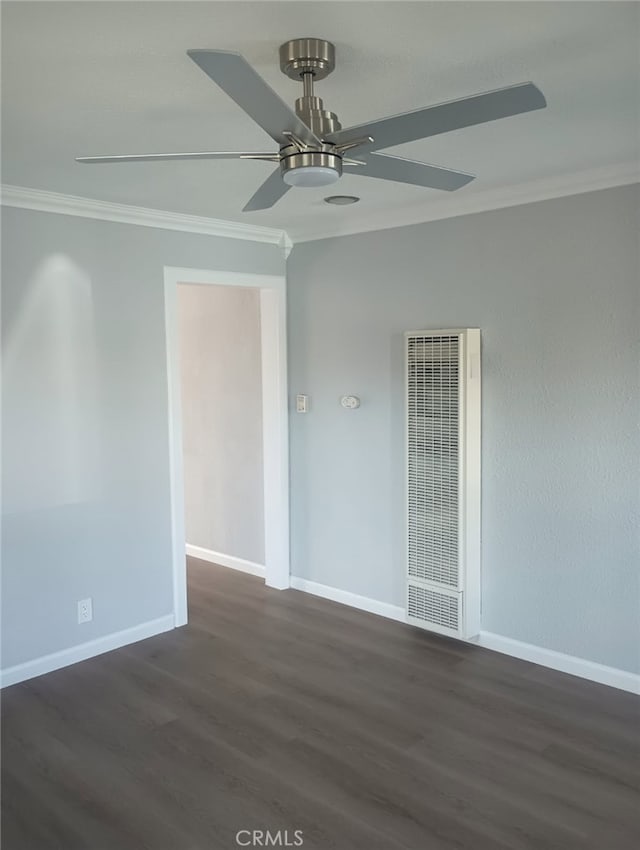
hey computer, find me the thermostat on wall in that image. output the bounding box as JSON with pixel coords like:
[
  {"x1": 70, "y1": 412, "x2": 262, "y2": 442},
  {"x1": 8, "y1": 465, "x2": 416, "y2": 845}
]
[{"x1": 340, "y1": 395, "x2": 360, "y2": 409}]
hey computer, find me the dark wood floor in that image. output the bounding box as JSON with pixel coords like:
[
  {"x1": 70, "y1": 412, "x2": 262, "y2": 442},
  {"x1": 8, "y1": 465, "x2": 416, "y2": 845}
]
[{"x1": 2, "y1": 558, "x2": 639, "y2": 850}]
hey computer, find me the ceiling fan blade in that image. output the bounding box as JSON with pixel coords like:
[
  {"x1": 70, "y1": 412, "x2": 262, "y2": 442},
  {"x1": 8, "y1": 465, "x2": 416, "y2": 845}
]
[
  {"x1": 346, "y1": 152, "x2": 474, "y2": 191},
  {"x1": 326, "y1": 82, "x2": 546, "y2": 151},
  {"x1": 243, "y1": 168, "x2": 291, "y2": 212},
  {"x1": 76, "y1": 151, "x2": 279, "y2": 164},
  {"x1": 187, "y1": 49, "x2": 322, "y2": 149}
]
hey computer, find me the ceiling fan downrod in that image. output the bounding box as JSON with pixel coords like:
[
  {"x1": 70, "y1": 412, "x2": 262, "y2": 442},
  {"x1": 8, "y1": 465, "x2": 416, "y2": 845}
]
[{"x1": 279, "y1": 38, "x2": 342, "y2": 138}]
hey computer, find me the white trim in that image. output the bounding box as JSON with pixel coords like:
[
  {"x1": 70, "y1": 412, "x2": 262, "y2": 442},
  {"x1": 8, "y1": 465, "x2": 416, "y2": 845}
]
[
  {"x1": 0, "y1": 615, "x2": 174, "y2": 689},
  {"x1": 162, "y1": 266, "x2": 285, "y2": 290},
  {"x1": 186, "y1": 544, "x2": 265, "y2": 578},
  {"x1": 280, "y1": 232, "x2": 294, "y2": 259},
  {"x1": 289, "y1": 576, "x2": 639, "y2": 695},
  {"x1": 476, "y1": 632, "x2": 640, "y2": 695},
  {"x1": 289, "y1": 576, "x2": 406, "y2": 623},
  {"x1": 260, "y1": 287, "x2": 290, "y2": 589},
  {"x1": 0, "y1": 184, "x2": 287, "y2": 249},
  {"x1": 288, "y1": 162, "x2": 640, "y2": 243},
  {"x1": 5, "y1": 162, "x2": 636, "y2": 250},
  {"x1": 164, "y1": 265, "x2": 290, "y2": 623},
  {"x1": 164, "y1": 272, "x2": 188, "y2": 626}
]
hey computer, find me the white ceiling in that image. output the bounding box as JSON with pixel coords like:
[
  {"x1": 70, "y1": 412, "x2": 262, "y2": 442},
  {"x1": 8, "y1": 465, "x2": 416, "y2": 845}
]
[{"x1": 2, "y1": 1, "x2": 639, "y2": 240}]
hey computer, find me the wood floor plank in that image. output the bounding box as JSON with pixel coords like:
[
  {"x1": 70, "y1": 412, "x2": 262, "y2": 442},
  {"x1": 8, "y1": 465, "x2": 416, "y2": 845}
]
[{"x1": 2, "y1": 556, "x2": 639, "y2": 849}]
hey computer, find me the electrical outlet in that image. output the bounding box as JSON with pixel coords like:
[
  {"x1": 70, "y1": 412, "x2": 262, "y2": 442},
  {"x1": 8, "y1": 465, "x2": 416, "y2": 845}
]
[{"x1": 77, "y1": 598, "x2": 93, "y2": 624}]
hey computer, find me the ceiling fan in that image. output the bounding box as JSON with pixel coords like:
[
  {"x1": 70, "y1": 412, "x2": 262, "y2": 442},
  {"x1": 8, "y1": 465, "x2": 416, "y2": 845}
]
[{"x1": 76, "y1": 38, "x2": 546, "y2": 212}]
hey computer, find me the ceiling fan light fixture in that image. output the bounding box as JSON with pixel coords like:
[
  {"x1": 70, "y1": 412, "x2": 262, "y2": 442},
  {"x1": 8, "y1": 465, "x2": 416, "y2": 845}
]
[{"x1": 282, "y1": 165, "x2": 340, "y2": 187}]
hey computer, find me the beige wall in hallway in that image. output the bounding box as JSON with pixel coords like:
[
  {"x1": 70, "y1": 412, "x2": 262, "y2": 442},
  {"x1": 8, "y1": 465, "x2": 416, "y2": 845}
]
[{"x1": 178, "y1": 284, "x2": 264, "y2": 564}]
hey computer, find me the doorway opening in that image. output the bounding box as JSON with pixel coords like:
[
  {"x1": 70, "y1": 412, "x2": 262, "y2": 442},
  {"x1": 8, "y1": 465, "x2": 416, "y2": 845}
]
[{"x1": 164, "y1": 266, "x2": 289, "y2": 627}]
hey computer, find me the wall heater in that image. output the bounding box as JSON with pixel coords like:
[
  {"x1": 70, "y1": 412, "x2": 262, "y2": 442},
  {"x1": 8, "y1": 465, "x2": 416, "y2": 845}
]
[{"x1": 406, "y1": 329, "x2": 481, "y2": 639}]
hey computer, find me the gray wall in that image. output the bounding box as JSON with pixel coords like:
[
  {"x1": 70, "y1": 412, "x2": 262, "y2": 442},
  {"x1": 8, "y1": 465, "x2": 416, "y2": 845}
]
[
  {"x1": 178, "y1": 284, "x2": 264, "y2": 563},
  {"x1": 287, "y1": 184, "x2": 640, "y2": 674},
  {"x1": 1, "y1": 206, "x2": 284, "y2": 670}
]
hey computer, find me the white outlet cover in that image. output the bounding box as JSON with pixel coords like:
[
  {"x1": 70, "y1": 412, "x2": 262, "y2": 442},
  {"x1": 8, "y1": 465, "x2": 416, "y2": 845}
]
[{"x1": 77, "y1": 597, "x2": 93, "y2": 624}]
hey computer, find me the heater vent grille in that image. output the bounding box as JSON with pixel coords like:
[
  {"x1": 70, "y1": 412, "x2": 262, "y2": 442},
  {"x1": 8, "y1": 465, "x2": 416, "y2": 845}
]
[
  {"x1": 407, "y1": 582, "x2": 461, "y2": 634},
  {"x1": 405, "y1": 328, "x2": 481, "y2": 641},
  {"x1": 407, "y1": 334, "x2": 460, "y2": 588}
]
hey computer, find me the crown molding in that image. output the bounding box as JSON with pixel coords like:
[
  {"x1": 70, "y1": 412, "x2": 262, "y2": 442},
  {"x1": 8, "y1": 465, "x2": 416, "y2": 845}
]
[
  {"x1": 3, "y1": 161, "x2": 637, "y2": 252},
  {"x1": 0, "y1": 184, "x2": 289, "y2": 250},
  {"x1": 280, "y1": 231, "x2": 294, "y2": 258},
  {"x1": 287, "y1": 161, "x2": 640, "y2": 244}
]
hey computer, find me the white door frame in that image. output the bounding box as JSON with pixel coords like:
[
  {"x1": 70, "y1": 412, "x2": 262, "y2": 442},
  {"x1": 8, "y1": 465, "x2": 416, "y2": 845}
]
[{"x1": 164, "y1": 265, "x2": 290, "y2": 627}]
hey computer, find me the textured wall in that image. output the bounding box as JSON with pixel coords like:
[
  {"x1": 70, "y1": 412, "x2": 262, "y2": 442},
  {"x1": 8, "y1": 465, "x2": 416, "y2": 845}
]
[
  {"x1": 1, "y1": 206, "x2": 284, "y2": 669},
  {"x1": 287, "y1": 184, "x2": 640, "y2": 674},
  {"x1": 178, "y1": 284, "x2": 264, "y2": 564}
]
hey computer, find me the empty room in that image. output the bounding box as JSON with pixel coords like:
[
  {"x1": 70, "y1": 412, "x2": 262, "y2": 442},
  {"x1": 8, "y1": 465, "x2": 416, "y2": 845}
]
[{"x1": 1, "y1": 2, "x2": 639, "y2": 849}]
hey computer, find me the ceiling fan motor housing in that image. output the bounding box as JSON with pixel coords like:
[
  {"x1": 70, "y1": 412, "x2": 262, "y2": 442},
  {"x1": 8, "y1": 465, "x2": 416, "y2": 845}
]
[{"x1": 294, "y1": 95, "x2": 341, "y2": 137}]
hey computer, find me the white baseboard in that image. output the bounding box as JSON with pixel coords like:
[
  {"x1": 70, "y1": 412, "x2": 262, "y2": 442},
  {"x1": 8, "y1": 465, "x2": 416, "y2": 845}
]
[
  {"x1": 289, "y1": 577, "x2": 639, "y2": 694},
  {"x1": 0, "y1": 614, "x2": 175, "y2": 689},
  {"x1": 289, "y1": 576, "x2": 406, "y2": 623},
  {"x1": 186, "y1": 544, "x2": 265, "y2": 578},
  {"x1": 477, "y1": 632, "x2": 640, "y2": 695}
]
